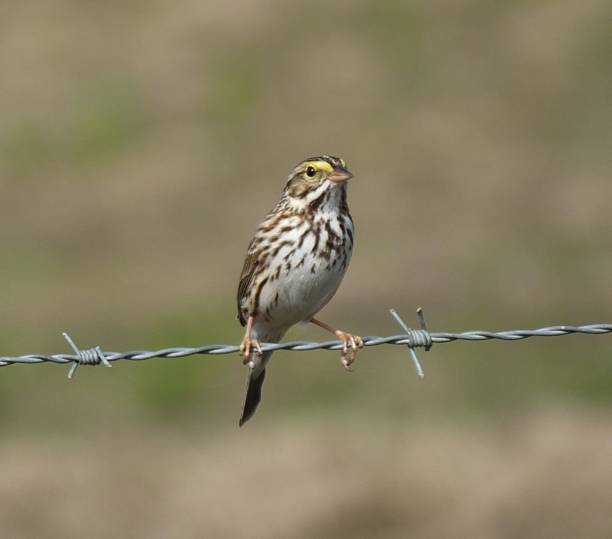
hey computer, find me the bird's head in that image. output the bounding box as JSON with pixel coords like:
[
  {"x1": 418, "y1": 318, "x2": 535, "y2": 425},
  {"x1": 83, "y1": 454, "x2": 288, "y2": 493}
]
[{"x1": 284, "y1": 155, "x2": 353, "y2": 200}]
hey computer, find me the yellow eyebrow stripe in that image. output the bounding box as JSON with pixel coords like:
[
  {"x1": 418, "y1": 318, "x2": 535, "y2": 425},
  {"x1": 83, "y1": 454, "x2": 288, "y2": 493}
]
[{"x1": 303, "y1": 161, "x2": 333, "y2": 173}]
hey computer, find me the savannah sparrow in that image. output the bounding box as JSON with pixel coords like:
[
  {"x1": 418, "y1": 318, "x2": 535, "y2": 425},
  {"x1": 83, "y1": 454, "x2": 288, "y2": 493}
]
[{"x1": 237, "y1": 155, "x2": 363, "y2": 426}]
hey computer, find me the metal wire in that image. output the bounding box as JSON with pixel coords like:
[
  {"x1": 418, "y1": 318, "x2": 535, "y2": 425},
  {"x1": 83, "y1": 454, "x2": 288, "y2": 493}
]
[{"x1": 1, "y1": 310, "x2": 610, "y2": 376}]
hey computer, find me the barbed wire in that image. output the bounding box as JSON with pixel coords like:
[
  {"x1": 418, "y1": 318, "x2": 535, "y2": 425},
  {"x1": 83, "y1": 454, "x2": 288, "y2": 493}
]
[{"x1": 1, "y1": 308, "x2": 610, "y2": 378}]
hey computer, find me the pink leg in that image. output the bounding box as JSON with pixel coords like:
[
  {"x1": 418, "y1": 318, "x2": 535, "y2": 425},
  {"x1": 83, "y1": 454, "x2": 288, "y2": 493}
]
[
  {"x1": 239, "y1": 315, "x2": 263, "y2": 367},
  {"x1": 311, "y1": 318, "x2": 364, "y2": 370}
]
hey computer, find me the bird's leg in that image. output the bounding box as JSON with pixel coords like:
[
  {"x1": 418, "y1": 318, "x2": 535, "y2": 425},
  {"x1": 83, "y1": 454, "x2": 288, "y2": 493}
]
[
  {"x1": 239, "y1": 315, "x2": 263, "y2": 368},
  {"x1": 310, "y1": 317, "x2": 364, "y2": 370}
]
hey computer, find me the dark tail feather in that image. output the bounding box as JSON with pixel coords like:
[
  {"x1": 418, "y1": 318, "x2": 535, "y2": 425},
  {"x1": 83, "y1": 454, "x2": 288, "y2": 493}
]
[{"x1": 239, "y1": 368, "x2": 266, "y2": 427}]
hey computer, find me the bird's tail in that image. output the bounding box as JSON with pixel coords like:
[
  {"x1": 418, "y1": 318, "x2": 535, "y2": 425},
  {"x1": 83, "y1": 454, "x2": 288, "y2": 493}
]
[
  {"x1": 239, "y1": 329, "x2": 284, "y2": 427},
  {"x1": 239, "y1": 354, "x2": 271, "y2": 427}
]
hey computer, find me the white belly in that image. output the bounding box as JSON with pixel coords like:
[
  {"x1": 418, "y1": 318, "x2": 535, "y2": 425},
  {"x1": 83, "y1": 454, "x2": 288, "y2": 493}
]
[{"x1": 257, "y1": 218, "x2": 352, "y2": 327}]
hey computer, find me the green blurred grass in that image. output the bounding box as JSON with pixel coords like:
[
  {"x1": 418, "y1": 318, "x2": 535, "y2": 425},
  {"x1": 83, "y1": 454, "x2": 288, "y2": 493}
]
[
  {"x1": 0, "y1": 0, "x2": 611, "y2": 433},
  {"x1": 2, "y1": 77, "x2": 149, "y2": 179}
]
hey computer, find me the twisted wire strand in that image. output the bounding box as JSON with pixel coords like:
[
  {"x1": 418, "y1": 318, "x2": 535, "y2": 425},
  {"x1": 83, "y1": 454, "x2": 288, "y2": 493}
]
[{"x1": 1, "y1": 323, "x2": 610, "y2": 368}]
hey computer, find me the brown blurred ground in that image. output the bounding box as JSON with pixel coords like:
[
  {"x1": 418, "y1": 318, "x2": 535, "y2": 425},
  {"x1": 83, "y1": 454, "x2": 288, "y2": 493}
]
[
  {"x1": 0, "y1": 0, "x2": 611, "y2": 537},
  {"x1": 3, "y1": 413, "x2": 612, "y2": 539}
]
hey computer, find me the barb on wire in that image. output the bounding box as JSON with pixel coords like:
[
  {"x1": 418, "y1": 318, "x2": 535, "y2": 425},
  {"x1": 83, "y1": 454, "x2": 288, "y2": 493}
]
[
  {"x1": 0, "y1": 310, "x2": 611, "y2": 372},
  {"x1": 389, "y1": 308, "x2": 428, "y2": 378},
  {"x1": 62, "y1": 332, "x2": 111, "y2": 379}
]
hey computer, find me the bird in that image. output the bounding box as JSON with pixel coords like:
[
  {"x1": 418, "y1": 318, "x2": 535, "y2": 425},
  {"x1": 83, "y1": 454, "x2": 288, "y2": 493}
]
[{"x1": 236, "y1": 154, "x2": 363, "y2": 426}]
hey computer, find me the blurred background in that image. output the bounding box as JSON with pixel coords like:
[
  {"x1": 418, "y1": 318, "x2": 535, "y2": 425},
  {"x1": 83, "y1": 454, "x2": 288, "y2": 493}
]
[{"x1": 1, "y1": 0, "x2": 611, "y2": 537}]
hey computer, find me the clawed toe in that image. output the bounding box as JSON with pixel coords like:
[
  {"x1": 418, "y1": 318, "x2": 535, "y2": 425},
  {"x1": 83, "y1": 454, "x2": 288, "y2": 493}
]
[
  {"x1": 335, "y1": 330, "x2": 364, "y2": 370},
  {"x1": 240, "y1": 336, "x2": 263, "y2": 368}
]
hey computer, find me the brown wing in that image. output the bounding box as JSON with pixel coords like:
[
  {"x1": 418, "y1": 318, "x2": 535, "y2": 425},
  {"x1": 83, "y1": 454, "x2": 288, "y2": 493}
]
[
  {"x1": 236, "y1": 209, "x2": 284, "y2": 325},
  {"x1": 237, "y1": 250, "x2": 260, "y2": 326}
]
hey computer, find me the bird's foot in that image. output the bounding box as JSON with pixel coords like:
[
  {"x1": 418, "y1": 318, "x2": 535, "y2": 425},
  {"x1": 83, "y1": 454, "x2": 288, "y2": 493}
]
[
  {"x1": 239, "y1": 334, "x2": 263, "y2": 369},
  {"x1": 335, "y1": 330, "x2": 364, "y2": 370}
]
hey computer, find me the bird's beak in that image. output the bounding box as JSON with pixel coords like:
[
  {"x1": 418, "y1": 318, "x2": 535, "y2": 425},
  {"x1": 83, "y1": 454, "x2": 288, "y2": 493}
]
[{"x1": 328, "y1": 166, "x2": 353, "y2": 183}]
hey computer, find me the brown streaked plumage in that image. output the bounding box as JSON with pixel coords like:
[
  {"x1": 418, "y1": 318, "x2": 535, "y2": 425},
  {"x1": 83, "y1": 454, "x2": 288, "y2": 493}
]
[{"x1": 236, "y1": 155, "x2": 363, "y2": 426}]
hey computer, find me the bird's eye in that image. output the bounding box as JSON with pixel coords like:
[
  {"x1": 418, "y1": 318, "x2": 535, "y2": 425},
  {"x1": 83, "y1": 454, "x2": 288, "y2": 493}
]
[{"x1": 306, "y1": 166, "x2": 316, "y2": 177}]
